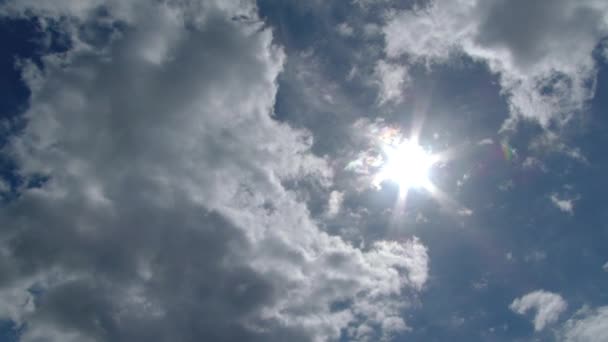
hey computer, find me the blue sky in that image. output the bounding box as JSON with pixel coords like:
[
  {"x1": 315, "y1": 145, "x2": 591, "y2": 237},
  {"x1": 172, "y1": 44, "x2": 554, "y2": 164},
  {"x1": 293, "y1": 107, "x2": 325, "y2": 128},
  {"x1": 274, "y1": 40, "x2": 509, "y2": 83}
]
[{"x1": 1, "y1": 1, "x2": 608, "y2": 341}]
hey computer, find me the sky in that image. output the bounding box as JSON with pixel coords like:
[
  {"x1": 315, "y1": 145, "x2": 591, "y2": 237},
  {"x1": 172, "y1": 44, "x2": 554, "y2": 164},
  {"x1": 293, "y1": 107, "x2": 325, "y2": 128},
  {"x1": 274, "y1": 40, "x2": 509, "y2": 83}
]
[{"x1": 0, "y1": 0, "x2": 608, "y2": 341}]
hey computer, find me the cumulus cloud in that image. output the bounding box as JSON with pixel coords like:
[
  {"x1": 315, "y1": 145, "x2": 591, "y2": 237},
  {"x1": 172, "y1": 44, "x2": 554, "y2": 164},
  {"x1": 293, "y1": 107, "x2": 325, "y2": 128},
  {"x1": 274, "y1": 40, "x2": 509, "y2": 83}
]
[
  {"x1": 510, "y1": 290, "x2": 567, "y2": 331},
  {"x1": 0, "y1": 1, "x2": 429, "y2": 341},
  {"x1": 561, "y1": 306, "x2": 608, "y2": 342},
  {"x1": 382, "y1": 0, "x2": 608, "y2": 129}
]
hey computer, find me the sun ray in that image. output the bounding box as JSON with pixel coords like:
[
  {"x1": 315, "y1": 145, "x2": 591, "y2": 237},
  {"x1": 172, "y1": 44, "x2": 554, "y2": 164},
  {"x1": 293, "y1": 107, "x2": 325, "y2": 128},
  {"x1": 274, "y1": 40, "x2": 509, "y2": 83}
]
[{"x1": 375, "y1": 138, "x2": 438, "y2": 194}]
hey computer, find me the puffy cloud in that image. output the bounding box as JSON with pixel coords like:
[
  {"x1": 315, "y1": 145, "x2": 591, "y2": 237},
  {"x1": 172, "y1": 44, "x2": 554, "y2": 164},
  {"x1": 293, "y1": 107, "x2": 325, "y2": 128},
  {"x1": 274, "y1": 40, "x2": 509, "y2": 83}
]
[
  {"x1": 382, "y1": 0, "x2": 608, "y2": 129},
  {"x1": 561, "y1": 306, "x2": 608, "y2": 342},
  {"x1": 510, "y1": 290, "x2": 567, "y2": 331},
  {"x1": 551, "y1": 194, "x2": 576, "y2": 215},
  {"x1": 0, "y1": 1, "x2": 429, "y2": 341}
]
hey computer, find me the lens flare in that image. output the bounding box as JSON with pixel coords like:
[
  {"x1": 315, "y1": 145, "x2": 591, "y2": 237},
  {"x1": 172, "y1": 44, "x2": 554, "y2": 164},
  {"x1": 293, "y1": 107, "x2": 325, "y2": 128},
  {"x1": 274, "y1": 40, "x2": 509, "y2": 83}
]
[{"x1": 375, "y1": 139, "x2": 437, "y2": 193}]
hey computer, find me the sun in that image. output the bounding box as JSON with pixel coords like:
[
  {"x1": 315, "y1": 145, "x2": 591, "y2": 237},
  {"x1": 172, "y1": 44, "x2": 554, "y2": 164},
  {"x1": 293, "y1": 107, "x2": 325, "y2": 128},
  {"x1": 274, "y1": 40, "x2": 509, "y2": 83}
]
[
  {"x1": 375, "y1": 139, "x2": 437, "y2": 192},
  {"x1": 345, "y1": 124, "x2": 459, "y2": 213}
]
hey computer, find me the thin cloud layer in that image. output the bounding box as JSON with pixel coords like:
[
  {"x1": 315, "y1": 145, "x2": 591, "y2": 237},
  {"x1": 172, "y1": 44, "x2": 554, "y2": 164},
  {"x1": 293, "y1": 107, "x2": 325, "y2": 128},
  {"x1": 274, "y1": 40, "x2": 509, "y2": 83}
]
[{"x1": 0, "y1": 1, "x2": 429, "y2": 341}]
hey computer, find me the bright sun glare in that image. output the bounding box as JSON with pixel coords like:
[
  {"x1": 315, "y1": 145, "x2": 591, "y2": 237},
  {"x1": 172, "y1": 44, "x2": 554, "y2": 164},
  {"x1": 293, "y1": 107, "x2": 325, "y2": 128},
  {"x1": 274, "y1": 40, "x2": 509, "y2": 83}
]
[{"x1": 376, "y1": 139, "x2": 437, "y2": 192}]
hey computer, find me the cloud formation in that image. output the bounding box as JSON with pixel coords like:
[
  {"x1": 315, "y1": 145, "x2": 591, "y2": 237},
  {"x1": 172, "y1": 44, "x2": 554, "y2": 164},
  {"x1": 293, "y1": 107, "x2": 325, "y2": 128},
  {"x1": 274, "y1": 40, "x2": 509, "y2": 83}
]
[
  {"x1": 510, "y1": 290, "x2": 567, "y2": 331},
  {"x1": 0, "y1": 1, "x2": 429, "y2": 341},
  {"x1": 551, "y1": 194, "x2": 576, "y2": 215},
  {"x1": 382, "y1": 0, "x2": 608, "y2": 129},
  {"x1": 561, "y1": 306, "x2": 608, "y2": 341},
  {"x1": 374, "y1": 60, "x2": 409, "y2": 105}
]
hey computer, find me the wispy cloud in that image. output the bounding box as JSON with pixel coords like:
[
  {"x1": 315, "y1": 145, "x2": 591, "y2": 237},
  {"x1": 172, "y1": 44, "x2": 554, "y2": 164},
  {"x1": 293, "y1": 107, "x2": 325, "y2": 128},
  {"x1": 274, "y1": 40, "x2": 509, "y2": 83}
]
[
  {"x1": 326, "y1": 190, "x2": 344, "y2": 217},
  {"x1": 374, "y1": 60, "x2": 410, "y2": 105}
]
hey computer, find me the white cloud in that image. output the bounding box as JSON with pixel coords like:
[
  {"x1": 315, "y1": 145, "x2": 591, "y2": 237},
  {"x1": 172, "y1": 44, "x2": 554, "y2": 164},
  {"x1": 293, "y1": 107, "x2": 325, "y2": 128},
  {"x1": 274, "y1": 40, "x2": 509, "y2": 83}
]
[
  {"x1": 326, "y1": 190, "x2": 344, "y2": 217},
  {"x1": 561, "y1": 306, "x2": 608, "y2": 342},
  {"x1": 374, "y1": 60, "x2": 409, "y2": 105},
  {"x1": 382, "y1": 0, "x2": 608, "y2": 129},
  {"x1": 510, "y1": 290, "x2": 567, "y2": 331},
  {"x1": 0, "y1": 1, "x2": 429, "y2": 341},
  {"x1": 522, "y1": 156, "x2": 547, "y2": 172},
  {"x1": 477, "y1": 138, "x2": 494, "y2": 145},
  {"x1": 530, "y1": 131, "x2": 588, "y2": 163},
  {"x1": 415, "y1": 212, "x2": 428, "y2": 223},
  {"x1": 551, "y1": 194, "x2": 576, "y2": 215},
  {"x1": 457, "y1": 208, "x2": 473, "y2": 217},
  {"x1": 0, "y1": 280, "x2": 35, "y2": 325},
  {"x1": 337, "y1": 22, "x2": 354, "y2": 37}
]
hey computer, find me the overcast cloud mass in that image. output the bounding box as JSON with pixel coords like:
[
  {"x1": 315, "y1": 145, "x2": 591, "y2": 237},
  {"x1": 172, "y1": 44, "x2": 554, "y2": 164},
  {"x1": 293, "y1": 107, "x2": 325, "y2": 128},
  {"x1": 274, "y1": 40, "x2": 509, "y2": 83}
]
[{"x1": 0, "y1": 0, "x2": 608, "y2": 341}]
